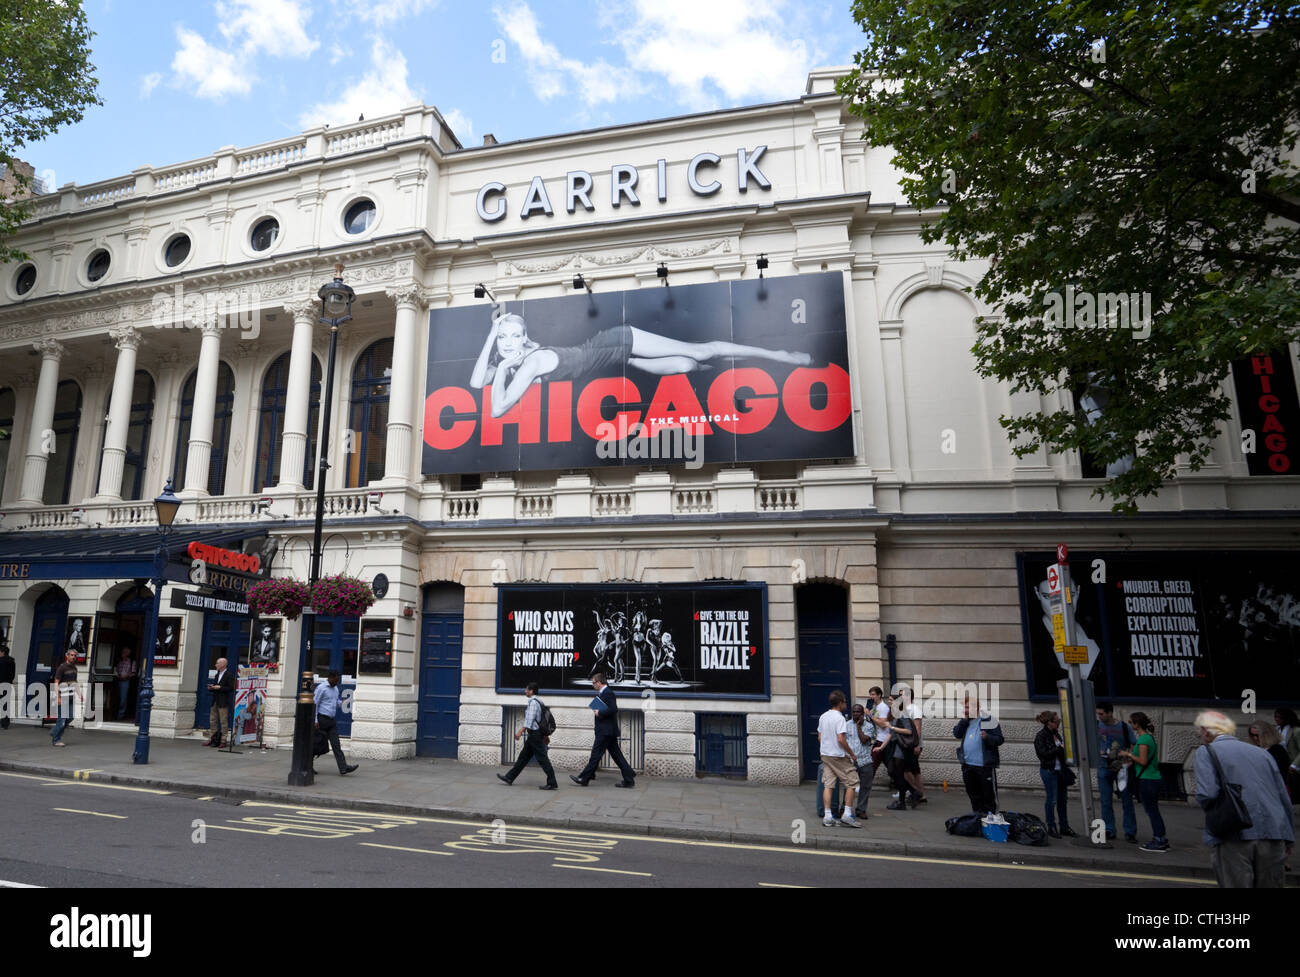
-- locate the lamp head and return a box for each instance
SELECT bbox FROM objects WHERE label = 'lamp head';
[318,263,354,321]
[154,479,182,528]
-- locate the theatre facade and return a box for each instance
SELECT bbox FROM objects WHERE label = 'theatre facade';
[1,68,1297,787]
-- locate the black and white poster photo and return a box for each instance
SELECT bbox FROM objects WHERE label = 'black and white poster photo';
[65,616,91,663]
[248,618,281,668]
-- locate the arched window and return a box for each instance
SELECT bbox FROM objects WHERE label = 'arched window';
[346,339,392,488]
[254,352,321,490]
[96,371,155,500]
[173,363,235,496]
[44,380,81,505]
[0,387,13,502]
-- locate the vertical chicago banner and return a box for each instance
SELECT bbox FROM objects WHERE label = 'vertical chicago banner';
[422,273,853,474]
[1232,350,1300,475]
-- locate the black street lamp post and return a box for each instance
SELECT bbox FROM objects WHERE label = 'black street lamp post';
[288,264,354,787]
[132,479,183,764]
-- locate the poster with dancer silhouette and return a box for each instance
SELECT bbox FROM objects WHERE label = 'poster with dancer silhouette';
[1018,550,1300,704]
[422,273,853,474]
[496,583,768,699]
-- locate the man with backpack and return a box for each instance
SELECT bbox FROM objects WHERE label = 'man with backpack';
[498,681,559,789]
[1096,702,1138,843]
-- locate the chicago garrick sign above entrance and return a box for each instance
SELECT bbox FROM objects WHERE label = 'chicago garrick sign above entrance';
[421,272,854,475]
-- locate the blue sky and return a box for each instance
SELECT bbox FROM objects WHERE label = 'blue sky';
[27,0,865,190]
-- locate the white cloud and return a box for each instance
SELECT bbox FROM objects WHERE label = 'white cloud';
[218,0,319,58]
[140,72,163,98]
[493,2,639,105]
[340,0,438,26]
[172,27,251,99]
[441,108,473,143]
[610,0,823,110]
[298,37,420,128]
[171,0,317,100]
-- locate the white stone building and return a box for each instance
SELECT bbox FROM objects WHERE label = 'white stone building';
[1,68,1296,789]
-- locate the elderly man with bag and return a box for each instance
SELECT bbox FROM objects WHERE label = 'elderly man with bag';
[1192,710,1294,888]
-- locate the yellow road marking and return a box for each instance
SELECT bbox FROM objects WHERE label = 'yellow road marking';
[759,882,812,888]
[359,842,454,857]
[241,800,1209,885]
[53,808,126,819]
[0,771,173,796]
[554,864,651,877]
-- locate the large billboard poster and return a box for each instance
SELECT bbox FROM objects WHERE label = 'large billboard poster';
[496,583,769,700]
[422,273,853,474]
[1019,550,1300,704]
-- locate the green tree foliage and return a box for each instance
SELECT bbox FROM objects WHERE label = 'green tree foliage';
[841,2,1300,510]
[0,0,101,263]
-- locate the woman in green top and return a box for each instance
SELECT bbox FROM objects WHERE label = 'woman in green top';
[1119,712,1169,852]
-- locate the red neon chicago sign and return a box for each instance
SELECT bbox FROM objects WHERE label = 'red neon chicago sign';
[187,541,261,574]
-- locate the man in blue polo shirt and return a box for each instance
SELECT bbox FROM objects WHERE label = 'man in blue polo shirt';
[1097,702,1138,842]
[314,670,357,776]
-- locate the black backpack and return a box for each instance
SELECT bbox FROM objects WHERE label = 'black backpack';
[536,698,557,737]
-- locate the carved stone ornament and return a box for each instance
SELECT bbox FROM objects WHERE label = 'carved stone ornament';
[385,281,426,309]
[109,323,142,351]
[33,337,66,361]
[284,297,317,321]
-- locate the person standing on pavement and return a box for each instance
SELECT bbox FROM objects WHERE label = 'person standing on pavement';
[1192,711,1294,888]
[883,695,919,811]
[1250,721,1294,797]
[894,685,927,804]
[869,686,890,770]
[204,657,236,747]
[51,649,82,747]
[953,696,1003,815]
[1276,708,1300,798]
[848,702,874,819]
[571,672,636,787]
[498,682,558,790]
[1096,702,1138,843]
[1033,711,1077,839]
[0,643,15,730]
[313,670,358,775]
[1119,711,1169,853]
[818,690,862,829]
[114,646,137,721]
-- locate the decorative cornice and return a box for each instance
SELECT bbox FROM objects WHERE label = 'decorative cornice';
[505,238,732,276]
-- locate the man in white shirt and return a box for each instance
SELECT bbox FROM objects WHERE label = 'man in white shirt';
[896,685,928,805]
[818,690,862,828]
[869,686,891,768]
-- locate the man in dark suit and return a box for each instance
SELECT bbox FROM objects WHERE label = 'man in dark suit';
[0,643,15,729]
[205,657,236,747]
[570,671,636,787]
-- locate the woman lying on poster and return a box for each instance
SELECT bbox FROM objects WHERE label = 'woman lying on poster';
[470,307,812,417]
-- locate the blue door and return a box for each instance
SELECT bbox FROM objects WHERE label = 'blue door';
[195,614,251,729]
[306,616,359,738]
[27,587,69,716]
[796,583,850,782]
[417,584,463,758]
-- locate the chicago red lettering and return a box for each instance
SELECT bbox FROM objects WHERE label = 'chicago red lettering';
[423,364,850,450]
[186,541,261,574]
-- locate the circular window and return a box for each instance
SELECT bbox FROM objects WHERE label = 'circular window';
[343,199,376,235]
[86,249,111,282]
[164,234,191,268]
[15,264,37,296]
[250,217,279,252]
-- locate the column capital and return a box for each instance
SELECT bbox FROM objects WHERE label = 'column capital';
[109,323,142,351]
[385,281,427,311]
[199,321,223,338]
[284,297,318,322]
[33,337,65,361]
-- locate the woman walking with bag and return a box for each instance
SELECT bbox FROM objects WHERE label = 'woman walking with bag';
[1120,712,1170,852]
[1034,711,1076,838]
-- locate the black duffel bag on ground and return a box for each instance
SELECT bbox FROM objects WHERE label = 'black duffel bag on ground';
[945,813,983,837]
[1003,810,1050,846]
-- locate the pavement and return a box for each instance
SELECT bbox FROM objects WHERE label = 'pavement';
[0,723,1286,884]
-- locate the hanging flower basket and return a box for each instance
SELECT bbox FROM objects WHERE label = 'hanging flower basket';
[312,575,376,618]
[246,578,311,621]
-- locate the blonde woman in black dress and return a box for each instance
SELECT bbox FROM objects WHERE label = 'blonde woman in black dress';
[470,309,812,417]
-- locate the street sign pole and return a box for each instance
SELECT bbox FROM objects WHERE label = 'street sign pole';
[1054,552,1098,845]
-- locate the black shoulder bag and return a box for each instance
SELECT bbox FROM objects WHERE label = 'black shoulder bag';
[1204,743,1253,838]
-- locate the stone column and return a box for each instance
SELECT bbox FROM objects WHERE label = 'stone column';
[381,282,424,484]
[276,298,318,491]
[18,338,65,504]
[182,322,222,495]
[95,324,141,500]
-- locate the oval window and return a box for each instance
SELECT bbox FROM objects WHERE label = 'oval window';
[86,249,111,282]
[164,234,191,268]
[343,199,376,235]
[250,217,279,252]
[15,264,37,295]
